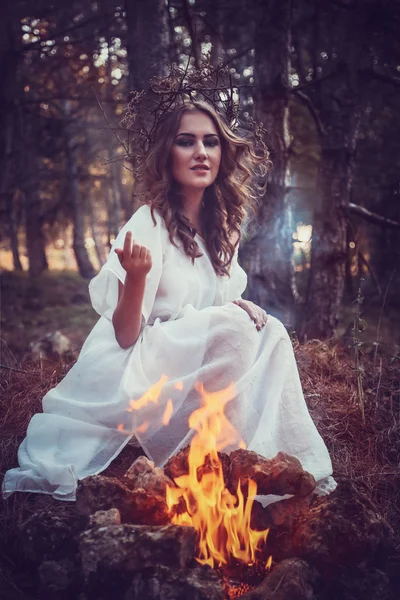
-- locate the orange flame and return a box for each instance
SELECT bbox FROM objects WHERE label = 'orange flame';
[162,399,174,426]
[127,374,169,412]
[166,381,270,568]
[118,375,179,436]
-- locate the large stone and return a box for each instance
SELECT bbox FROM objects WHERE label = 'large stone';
[229,450,316,498]
[164,445,231,485]
[76,475,169,525]
[291,481,395,572]
[89,508,121,528]
[19,508,80,565]
[80,524,198,598]
[318,562,393,600]
[76,475,135,519]
[38,558,78,592]
[253,495,314,562]
[126,564,225,600]
[239,558,318,600]
[124,456,175,498]
[128,486,170,525]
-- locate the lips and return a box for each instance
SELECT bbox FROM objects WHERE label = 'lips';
[191,165,210,171]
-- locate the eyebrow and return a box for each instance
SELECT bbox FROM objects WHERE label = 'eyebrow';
[176,132,219,138]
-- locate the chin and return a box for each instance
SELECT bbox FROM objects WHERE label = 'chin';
[184,180,212,190]
[190,177,215,188]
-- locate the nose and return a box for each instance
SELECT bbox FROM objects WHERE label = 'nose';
[194,141,207,160]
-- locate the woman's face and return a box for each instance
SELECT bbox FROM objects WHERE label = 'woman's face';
[170,110,222,192]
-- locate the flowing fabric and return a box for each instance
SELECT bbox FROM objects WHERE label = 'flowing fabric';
[3,205,336,502]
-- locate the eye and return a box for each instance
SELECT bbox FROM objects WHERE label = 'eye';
[205,138,220,147]
[175,138,193,147]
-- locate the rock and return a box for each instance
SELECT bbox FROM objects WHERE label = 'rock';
[76,476,134,520]
[229,450,316,498]
[80,524,197,574]
[19,509,80,565]
[240,558,318,600]
[80,524,198,598]
[126,563,225,600]
[124,456,175,497]
[291,481,395,572]
[254,495,314,562]
[38,558,78,592]
[30,331,72,361]
[124,455,155,480]
[89,508,121,528]
[164,445,231,484]
[76,475,170,525]
[129,487,170,525]
[319,562,393,600]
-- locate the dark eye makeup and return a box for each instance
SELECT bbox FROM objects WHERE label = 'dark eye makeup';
[175,137,220,148]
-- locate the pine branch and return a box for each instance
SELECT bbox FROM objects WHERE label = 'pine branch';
[348,203,400,228]
[364,68,400,88]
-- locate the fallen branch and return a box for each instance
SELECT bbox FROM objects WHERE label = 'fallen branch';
[348,203,400,228]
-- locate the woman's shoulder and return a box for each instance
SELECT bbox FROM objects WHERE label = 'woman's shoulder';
[126,203,164,229]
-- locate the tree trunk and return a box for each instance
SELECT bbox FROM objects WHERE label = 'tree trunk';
[0,2,23,270]
[125,0,168,92]
[1,101,22,271]
[19,107,48,277]
[241,0,295,324]
[87,188,107,268]
[109,149,122,238]
[300,145,357,339]
[6,190,22,271]
[299,5,364,339]
[0,2,19,185]
[24,187,48,277]
[63,101,95,279]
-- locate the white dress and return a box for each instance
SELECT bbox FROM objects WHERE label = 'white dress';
[3,205,336,502]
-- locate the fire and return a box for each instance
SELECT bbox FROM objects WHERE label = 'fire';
[119,375,272,570]
[118,375,176,435]
[165,381,270,568]
[127,374,169,412]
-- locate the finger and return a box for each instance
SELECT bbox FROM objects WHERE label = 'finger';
[131,243,141,258]
[254,310,264,328]
[139,245,148,258]
[123,231,132,256]
[259,313,268,328]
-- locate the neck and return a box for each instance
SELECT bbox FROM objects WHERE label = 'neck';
[179,187,205,228]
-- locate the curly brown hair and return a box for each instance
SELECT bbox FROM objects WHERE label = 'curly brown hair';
[136,101,269,277]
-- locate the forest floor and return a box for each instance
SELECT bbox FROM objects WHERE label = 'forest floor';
[0,270,399,598]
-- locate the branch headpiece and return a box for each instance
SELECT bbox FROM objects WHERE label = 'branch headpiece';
[120,59,269,177]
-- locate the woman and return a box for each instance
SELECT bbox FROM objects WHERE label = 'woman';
[3,101,335,502]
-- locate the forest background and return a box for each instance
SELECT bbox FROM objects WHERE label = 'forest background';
[0,0,400,360]
[1,2,400,597]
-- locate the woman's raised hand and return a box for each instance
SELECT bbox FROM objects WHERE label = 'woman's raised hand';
[114,231,152,278]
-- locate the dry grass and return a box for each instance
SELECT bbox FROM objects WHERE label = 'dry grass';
[0,341,399,598]
[296,339,400,533]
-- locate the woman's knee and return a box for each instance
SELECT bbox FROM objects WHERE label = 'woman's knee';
[266,315,291,341]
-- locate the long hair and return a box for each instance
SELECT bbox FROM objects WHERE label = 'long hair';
[136,101,269,277]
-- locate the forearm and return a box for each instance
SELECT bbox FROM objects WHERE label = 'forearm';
[112,274,146,349]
